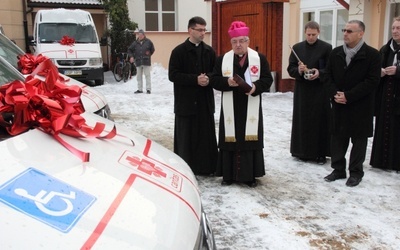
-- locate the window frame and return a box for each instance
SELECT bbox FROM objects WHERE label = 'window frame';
[144,0,176,31]
[300,6,348,47]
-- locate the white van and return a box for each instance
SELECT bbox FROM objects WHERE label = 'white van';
[31,8,104,85]
[0,29,111,120]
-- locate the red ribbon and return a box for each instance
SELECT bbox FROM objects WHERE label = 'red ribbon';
[0,56,116,162]
[18,53,48,74]
[60,35,75,46]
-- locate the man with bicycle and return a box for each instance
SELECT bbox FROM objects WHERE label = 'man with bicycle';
[128,29,155,94]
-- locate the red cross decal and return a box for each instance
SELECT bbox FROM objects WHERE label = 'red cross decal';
[251,65,259,74]
[126,155,167,178]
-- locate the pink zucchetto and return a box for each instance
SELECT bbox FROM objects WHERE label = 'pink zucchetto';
[228,21,250,38]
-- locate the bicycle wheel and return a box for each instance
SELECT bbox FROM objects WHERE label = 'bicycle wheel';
[123,63,130,82]
[113,63,123,82]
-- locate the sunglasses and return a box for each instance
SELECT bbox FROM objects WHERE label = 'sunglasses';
[341,29,361,34]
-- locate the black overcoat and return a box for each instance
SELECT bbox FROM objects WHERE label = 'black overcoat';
[168,38,216,116]
[324,43,381,138]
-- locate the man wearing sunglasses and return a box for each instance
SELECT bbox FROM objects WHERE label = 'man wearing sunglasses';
[324,20,381,187]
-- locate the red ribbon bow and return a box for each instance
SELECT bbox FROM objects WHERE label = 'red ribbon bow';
[0,55,116,162]
[18,53,48,74]
[60,35,75,46]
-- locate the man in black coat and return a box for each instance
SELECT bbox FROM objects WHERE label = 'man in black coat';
[168,16,218,175]
[324,20,381,187]
[287,21,332,165]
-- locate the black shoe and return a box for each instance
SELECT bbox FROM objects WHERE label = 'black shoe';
[247,180,258,187]
[147,90,151,94]
[134,90,143,94]
[221,180,233,186]
[243,179,257,187]
[346,176,362,187]
[324,171,346,182]
[316,157,327,165]
[298,157,308,162]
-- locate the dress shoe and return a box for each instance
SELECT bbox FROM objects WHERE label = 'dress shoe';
[147,90,151,94]
[245,179,257,187]
[346,176,362,187]
[298,157,308,162]
[316,157,327,165]
[134,90,143,94]
[221,180,233,186]
[324,171,346,182]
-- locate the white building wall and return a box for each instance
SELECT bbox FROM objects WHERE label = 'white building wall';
[125,0,211,68]
[127,0,211,32]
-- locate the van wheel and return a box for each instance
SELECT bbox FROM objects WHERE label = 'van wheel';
[95,77,104,86]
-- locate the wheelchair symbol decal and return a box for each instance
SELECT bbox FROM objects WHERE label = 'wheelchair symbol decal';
[14,188,76,216]
[0,168,96,233]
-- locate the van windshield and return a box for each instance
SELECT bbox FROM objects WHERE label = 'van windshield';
[38,23,98,44]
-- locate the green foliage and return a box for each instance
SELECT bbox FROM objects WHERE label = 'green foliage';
[101,0,138,64]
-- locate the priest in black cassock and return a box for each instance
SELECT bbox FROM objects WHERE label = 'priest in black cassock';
[168,16,218,175]
[287,21,332,165]
[210,21,273,187]
[370,16,400,171]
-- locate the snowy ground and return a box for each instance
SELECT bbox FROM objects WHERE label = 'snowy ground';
[95,66,400,250]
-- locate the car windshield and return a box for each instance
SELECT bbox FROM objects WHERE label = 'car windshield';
[0,58,24,85]
[39,23,98,43]
[0,33,25,69]
[0,58,25,140]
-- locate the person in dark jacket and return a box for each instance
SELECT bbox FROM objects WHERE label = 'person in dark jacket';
[128,29,155,94]
[168,16,218,175]
[209,21,273,187]
[324,20,381,187]
[287,21,332,165]
[370,16,400,171]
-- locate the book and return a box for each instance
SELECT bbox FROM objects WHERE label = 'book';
[233,72,253,93]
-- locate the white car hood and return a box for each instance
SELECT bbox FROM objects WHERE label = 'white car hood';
[59,74,108,113]
[0,113,201,249]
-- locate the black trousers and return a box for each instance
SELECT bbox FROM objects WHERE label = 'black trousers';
[330,135,367,178]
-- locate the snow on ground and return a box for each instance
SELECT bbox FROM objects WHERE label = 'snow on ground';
[95,65,400,250]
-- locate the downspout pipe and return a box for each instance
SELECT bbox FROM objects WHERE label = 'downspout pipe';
[22,0,33,53]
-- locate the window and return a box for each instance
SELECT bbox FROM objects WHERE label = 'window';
[301,7,348,47]
[145,0,175,31]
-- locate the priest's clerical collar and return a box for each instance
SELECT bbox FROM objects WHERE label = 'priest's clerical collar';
[188,38,200,46]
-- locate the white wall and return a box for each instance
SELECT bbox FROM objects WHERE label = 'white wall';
[127,0,211,32]
[125,0,212,67]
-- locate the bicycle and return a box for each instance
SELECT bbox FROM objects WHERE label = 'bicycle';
[113,52,131,82]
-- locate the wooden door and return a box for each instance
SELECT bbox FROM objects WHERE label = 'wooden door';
[215,0,287,91]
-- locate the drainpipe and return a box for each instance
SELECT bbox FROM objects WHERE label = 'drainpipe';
[22,0,32,53]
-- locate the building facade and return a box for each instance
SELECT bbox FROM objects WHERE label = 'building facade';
[1,0,400,91]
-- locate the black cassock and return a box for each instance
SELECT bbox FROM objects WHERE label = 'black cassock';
[287,39,332,160]
[370,39,400,171]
